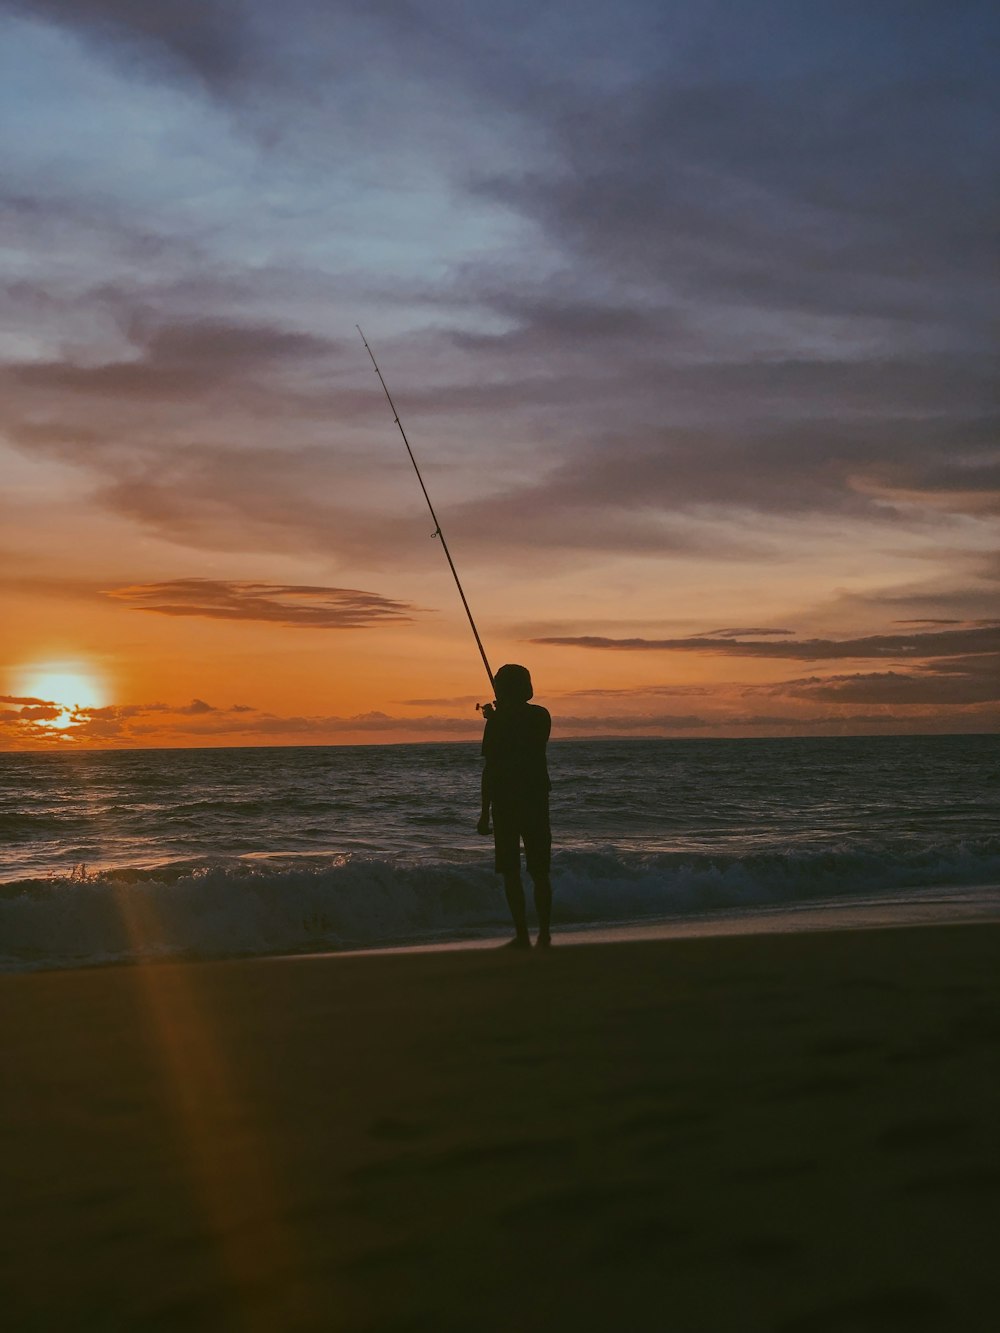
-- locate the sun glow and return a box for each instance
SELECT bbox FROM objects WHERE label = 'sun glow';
[14,663,108,728]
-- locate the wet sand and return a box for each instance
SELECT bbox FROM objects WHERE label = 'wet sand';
[3,923,998,1331]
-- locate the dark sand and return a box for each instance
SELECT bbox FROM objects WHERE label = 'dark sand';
[3,924,998,1332]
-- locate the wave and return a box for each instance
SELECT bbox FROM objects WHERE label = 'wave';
[0,811,86,841]
[2,839,999,972]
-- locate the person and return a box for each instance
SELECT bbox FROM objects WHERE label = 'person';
[477,663,552,949]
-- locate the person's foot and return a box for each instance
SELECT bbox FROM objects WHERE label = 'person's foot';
[502,934,531,950]
[535,932,552,949]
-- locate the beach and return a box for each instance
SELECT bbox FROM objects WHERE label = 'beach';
[3,921,998,1332]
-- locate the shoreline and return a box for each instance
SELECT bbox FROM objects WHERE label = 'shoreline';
[3,921,997,1330]
[4,880,998,976]
[326,881,1000,963]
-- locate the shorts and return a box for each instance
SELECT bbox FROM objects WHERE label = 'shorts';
[491,798,551,878]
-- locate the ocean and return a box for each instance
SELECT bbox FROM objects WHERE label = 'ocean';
[2,734,998,970]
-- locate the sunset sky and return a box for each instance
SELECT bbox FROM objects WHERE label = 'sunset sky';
[2,0,997,748]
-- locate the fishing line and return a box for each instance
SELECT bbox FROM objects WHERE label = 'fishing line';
[357,326,495,698]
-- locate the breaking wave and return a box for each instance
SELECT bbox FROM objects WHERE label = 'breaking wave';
[2,839,999,972]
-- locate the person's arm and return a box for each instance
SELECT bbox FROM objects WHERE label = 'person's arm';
[477,708,494,834]
[477,766,491,834]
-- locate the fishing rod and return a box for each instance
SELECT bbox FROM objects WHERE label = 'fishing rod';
[357,326,495,699]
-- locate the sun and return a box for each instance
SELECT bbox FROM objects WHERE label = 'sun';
[14,662,108,729]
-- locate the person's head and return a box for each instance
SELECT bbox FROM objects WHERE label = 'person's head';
[493,663,533,704]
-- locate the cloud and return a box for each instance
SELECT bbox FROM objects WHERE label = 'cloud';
[6,686,998,748]
[809,558,1000,629]
[77,703,165,720]
[553,713,710,732]
[0,305,441,563]
[0,695,253,743]
[3,11,998,568]
[7,0,255,90]
[396,696,483,707]
[549,705,1000,735]
[67,706,486,742]
[532,624,1000,661]
[2,0,997,606]
[777,654,1000,707]
[701,627,795,639]
[105,579,419,628]
[7,307,995,565]
[63,698,232,723]
[554,685,716,699]
[442,416,1000,551]
[442,9,1000,539]
[471,29,1000,328]
[16,704,62,721]
[7,315,340,404]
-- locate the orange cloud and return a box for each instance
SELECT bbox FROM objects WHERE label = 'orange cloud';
[104,579,419,629]
[533,624,1000,660]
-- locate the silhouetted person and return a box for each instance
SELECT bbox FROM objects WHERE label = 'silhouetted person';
[477,663,552,949]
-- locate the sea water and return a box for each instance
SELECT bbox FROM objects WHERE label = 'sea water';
[1,735,997,969]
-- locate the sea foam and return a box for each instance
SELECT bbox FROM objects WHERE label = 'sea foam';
[2,842,998,972]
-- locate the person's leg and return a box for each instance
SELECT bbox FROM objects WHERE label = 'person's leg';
[502,871,530,947]
[531,872,552,946]
[493,803,529,947]
[524,800,553,946]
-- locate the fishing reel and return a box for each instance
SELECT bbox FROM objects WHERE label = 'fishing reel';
[476,701,496,719]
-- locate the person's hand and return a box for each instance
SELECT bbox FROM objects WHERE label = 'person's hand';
[476,814,491,836]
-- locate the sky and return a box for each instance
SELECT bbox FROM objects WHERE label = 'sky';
[2,0,998,748]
